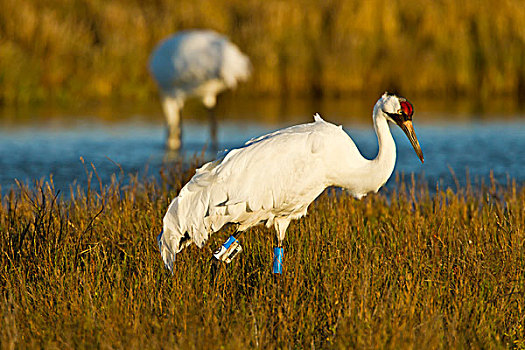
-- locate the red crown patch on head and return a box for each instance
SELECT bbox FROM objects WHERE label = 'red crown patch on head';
[400,101,413,117]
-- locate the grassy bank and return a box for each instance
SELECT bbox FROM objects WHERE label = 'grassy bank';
[1,0,525,105]
[0,164,524,348]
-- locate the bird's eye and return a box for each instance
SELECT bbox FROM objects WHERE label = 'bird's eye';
[397,109,403,114]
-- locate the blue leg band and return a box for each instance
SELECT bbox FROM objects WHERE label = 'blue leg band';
[273,247,283,274]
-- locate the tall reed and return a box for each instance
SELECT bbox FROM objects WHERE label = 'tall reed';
[0,163,523,348]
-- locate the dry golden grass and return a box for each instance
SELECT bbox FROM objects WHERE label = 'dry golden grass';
[0,163,524,348]
[1,0,525,105]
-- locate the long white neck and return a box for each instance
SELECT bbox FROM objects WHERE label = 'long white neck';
[336,105,397,195]
[368,107,397,188]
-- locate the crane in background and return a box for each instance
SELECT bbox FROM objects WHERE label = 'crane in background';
[149,29,251,151]
[158,92,424,273]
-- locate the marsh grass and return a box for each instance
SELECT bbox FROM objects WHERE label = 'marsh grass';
[1,0,525,105]
[0,162,524,348]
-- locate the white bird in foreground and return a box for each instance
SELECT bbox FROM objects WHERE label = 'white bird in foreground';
[158,92,424,271]
[149,29,251,150]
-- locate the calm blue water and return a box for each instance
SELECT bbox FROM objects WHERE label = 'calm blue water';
[0,114,524,194]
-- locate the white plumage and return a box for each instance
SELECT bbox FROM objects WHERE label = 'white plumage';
[158,93,424,271]
[149,29,251,150]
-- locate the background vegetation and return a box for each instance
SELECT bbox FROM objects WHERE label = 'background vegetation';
[1,164,523,348]
[1,0,525,105]
[1,1,524,347]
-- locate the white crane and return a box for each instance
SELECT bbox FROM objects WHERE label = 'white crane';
[149,29,251,150]
[158,92,424,272]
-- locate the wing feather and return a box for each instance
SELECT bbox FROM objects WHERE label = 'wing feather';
[159,114,364,269]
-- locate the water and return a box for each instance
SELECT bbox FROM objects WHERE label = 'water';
[0,101,524,195]
[0,119,271,192]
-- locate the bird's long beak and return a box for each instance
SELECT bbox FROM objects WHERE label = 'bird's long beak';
[400,121,424,163]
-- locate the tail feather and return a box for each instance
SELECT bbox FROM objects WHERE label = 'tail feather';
[157,156,276,271]
[221,42,251,88]
[158,161,231,270]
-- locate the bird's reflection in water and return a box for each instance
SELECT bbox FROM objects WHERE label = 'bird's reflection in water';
[162,149,182,164]
[162,142,220,169]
